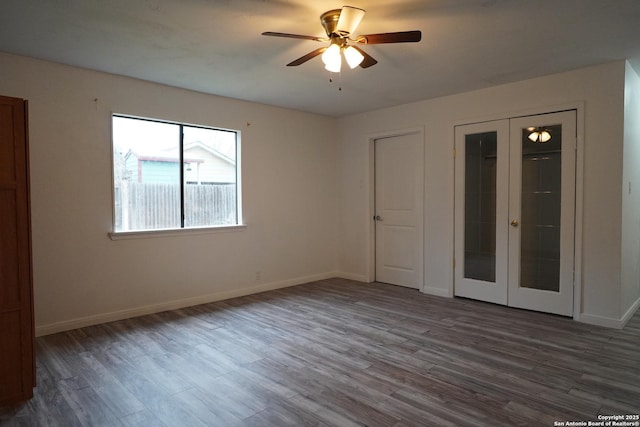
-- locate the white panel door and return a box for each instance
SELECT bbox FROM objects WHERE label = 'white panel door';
[454,120,510,304]
[375,132,424,289]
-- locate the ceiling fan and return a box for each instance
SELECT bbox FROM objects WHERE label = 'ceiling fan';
[262,5,421,72]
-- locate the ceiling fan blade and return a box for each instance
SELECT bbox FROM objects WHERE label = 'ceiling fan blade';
[262,32,327,42]
[351,45,378,68]
[286,47,327,66]
[336,6,366,36]
[358,30,422,44]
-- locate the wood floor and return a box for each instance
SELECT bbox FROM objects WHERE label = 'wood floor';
[2,278,639,426]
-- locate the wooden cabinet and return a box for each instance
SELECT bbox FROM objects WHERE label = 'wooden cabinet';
[0,95,34,404]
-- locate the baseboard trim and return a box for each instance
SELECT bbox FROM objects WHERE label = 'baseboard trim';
[577,296,640,330]
[40,273,633,336]
[620,296,640,328]
[577,312,623,329]
[421,285,451,298]
[35,271,337,336]
[334,271,369,282]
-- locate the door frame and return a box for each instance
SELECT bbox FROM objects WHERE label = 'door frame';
[451,103,585,319]
[367,127,425,290]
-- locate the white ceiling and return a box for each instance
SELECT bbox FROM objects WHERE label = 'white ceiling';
[2,0,640,117]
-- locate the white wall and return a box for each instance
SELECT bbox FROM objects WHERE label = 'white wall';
[1,51,635,333]
[0,52,340,335]
[338,61,631,326]
[621,62,640,320]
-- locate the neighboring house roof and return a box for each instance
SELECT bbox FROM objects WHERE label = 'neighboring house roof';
[183,141,235,165]
[129,154,204,164]
[123,141,234,165]
[122,140,236,184]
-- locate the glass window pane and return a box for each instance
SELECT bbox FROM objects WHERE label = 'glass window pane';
[112,116,181,231]
[464,132,497,282]
[182,126,237,228]
[520,124,562,292]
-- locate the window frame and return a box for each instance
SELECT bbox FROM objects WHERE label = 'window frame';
[109,113,244,238]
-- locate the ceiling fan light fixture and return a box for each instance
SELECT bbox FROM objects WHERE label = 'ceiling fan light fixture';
[263,7,422,71]
[527,127,552,143]
[527,131,540,142]
[322,43,342,72]
[324,59,341,73]
[336,6,366,36]
[539,130,551,143]
[343,45,364,68]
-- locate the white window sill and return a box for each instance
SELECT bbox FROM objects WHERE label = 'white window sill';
[108,224,247,240]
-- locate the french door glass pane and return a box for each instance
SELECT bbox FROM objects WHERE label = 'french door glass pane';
[464,132,497,282]
[520,124,562,292]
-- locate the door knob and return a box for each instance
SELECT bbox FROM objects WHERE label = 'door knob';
[374,215,383,221]
[510,220,519,227]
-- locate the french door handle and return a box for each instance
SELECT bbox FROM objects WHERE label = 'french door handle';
[510,220,519,227]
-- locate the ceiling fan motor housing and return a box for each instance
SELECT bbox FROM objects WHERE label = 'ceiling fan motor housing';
[320,9,342,37]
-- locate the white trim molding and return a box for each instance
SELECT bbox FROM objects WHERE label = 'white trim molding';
[577,296,640,329]
[36,271,337,336]
[422,285,451,298]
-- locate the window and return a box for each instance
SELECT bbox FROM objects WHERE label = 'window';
[112,115,240,233]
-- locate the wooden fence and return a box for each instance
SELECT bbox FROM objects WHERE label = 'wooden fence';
[115,182,236,231]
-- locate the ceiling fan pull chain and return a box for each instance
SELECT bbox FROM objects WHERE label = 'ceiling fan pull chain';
[328,72,343,91]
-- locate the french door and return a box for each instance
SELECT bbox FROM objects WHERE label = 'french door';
[454,111,576,316]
